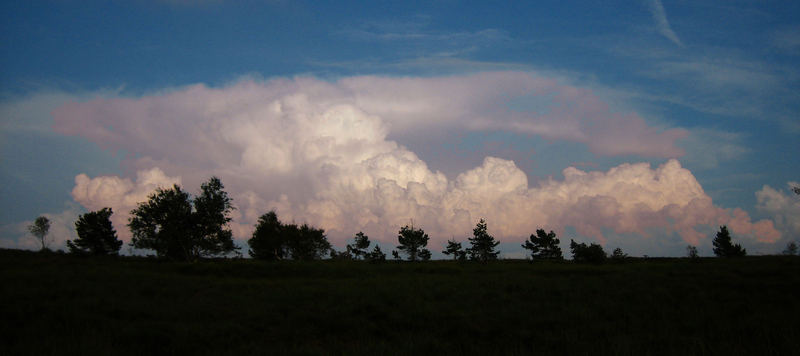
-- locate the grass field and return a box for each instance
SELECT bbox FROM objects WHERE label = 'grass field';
[1,248,799,355]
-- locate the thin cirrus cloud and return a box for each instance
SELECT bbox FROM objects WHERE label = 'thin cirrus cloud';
[52,72,779,250]
[646,0,683,47]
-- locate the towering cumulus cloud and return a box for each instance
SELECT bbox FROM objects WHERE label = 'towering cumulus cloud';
[53,72,778,251]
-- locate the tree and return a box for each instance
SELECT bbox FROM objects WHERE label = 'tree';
[247,211,332,261]
[391,250,401,260]
[570,240,606,264]
[712,225,746,257]
[610,247,627,261]
[366,245,386,262]
[686,245,699,259]
[128,177,239,261]
[442,238,466,261]
[783,241,798,256]
[466,219,500,262]
[27,216,51,251]
[521,229,563,261]
[192,177,237,258]
[396,225,430,261]
[347,232,371,260]
[248,211,286,260]
[67,208,122,255]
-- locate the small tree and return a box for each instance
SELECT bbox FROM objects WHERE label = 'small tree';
[521,229,563,261]
[347,232,371,260]
[28,216,51,251]
[686,245,699,259]
[466,219,500,262]
[570,240,606,264]
[396,225,430,261]
[391,250,401,260]
[67,208,122,255]
[442,238,466,261]
[610,247,627,261]
[783,242,798,256]
[366,245,386,262]
[712,225,746,257]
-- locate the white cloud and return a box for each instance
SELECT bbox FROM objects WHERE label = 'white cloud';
[47,74,780,252]
[646,0,683,46]
[756,182,800,240]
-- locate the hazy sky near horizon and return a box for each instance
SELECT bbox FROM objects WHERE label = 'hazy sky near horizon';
[1,0,798,257]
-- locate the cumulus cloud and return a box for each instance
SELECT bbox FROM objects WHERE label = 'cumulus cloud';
[49,73,779,253]
[646,0,683,46]
[756,182,800,240]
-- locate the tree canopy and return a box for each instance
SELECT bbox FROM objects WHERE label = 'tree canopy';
[570,240,606,264]
[128,177,238,260]
[67,208,122,255]
[466,219,500,262]
[521,229,563,261]
[247,211,331,260]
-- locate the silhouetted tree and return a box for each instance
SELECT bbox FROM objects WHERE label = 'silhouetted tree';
[396,225,430,261]
[783,241,798,256]
[686,245,699,259]
[570,240,606,263]
[248,211,286,260]
[712,225,746,257]
[366,245,386,262]
[392,250,401,260]
[28,216,51,251]
[793,186,800,195]
[129,177,239,261]
[610,247,627,261]
[247,212,331,261]
[192,177,237,258]
[466,219,500,262]
[67,208,122,255]
[521,229,563,261]
[442,238,466,261]
[347,232,371,260]
[286,223,331,260]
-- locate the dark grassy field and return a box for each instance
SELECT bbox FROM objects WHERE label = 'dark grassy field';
[1,249,799,355]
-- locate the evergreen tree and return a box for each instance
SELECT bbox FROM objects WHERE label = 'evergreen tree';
[27,216,51,251]
[347,232,371,260]
[396,225,430,261]
[67,207,122,255]
[712,225,746,257]
[442,238,466,261]
[521,229,563,261]
[466,219,500,262]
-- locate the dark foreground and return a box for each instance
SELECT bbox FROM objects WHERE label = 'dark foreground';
[1,249,799,355]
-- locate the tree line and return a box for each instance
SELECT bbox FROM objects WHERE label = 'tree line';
[26,176,799,261]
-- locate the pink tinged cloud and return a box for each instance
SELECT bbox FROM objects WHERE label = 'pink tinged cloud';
[53,73,775,249]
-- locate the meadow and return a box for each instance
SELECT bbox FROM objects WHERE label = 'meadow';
[1,248,798,355]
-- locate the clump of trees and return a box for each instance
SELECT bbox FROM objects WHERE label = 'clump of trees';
[570,240,606,264]
[27,216,51,251]
[128,177,238,261]
[712,225,746,257]
[67,208,123,255]
[248,211,331,261]
[521,229,562,261]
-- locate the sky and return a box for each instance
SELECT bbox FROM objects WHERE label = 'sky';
[1,0,798,258]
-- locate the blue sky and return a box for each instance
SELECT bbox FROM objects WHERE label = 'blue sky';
[1,0,798,257]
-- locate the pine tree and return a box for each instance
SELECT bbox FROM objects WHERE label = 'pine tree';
[521,229,563,260]
[366,245,386,262]
[466,219,500,262]
[442,238,466,261]
[396,225,430,261]
[347,232,371,260]
[67,207,123,255]
[712,225,746,257]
